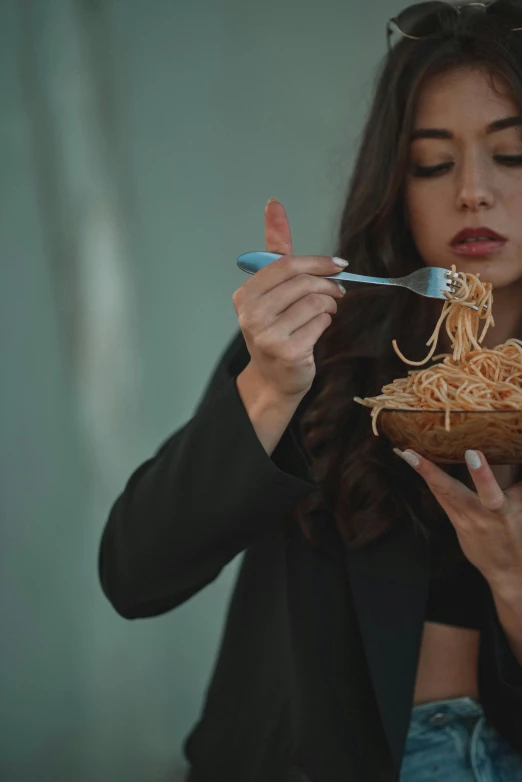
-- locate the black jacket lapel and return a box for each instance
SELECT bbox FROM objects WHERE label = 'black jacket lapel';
[345,518,431,768]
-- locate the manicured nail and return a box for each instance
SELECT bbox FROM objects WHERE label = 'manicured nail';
[393,447,420,468]
[465,449,481,470]
[332,257,349,267]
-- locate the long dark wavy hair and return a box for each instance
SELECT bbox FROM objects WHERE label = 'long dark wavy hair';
[289,4,522,575]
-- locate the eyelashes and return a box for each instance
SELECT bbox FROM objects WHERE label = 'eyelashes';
[410,162,451,177]
[411,155,522,177]
[495,155,522,166]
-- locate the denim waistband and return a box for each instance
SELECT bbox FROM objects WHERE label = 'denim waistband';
[409,696,484,731]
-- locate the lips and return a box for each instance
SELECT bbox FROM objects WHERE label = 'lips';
[450,226,507,245]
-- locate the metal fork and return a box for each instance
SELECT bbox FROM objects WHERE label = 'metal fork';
[236,251,485,312]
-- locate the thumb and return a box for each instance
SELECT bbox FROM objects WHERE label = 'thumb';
[264,197,293,257]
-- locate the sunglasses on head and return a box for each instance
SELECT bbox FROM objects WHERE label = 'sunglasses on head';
[387,0,522,51]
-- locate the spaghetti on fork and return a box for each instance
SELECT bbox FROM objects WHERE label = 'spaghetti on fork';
[354,265,522,434]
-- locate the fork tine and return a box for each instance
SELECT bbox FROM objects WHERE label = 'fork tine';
[437,269,489,313]
[405,266,487,313]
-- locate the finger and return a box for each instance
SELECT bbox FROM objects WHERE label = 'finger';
[464,450,507,512]
[265,198,293,256]
[393,447,475,513]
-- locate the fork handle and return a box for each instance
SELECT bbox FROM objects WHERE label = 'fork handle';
[236,251,393,286]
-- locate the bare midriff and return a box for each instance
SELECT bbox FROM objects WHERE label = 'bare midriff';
[413,621,480,705]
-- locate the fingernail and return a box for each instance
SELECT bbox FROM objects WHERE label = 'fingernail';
[332,257,349,267]
[266,197,279,206]
[393,447,420,468]
[465,449,481,470]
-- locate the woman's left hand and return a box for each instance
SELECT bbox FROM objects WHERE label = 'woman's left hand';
[395,447,522,591]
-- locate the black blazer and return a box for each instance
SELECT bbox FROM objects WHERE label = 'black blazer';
[98,329,522,782]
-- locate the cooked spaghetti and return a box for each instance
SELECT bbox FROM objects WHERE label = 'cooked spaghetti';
[354,266,522,435]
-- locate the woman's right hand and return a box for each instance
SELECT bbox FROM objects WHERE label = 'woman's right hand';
[232,198,347,401]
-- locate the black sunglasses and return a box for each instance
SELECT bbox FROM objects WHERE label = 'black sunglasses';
[387,0,522,51]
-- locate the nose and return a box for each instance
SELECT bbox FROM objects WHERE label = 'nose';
[455,156,494,211]
[456,188,493,211]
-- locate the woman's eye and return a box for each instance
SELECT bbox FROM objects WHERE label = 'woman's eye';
[495,155,522,166]
[411,155,522,177]
[410,162,452,177]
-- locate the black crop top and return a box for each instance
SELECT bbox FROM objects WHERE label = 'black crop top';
[425,555,486,630]
[425,466,522,630]
[425,513,486,631]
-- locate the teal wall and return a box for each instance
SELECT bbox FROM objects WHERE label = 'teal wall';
[0,0,393,779]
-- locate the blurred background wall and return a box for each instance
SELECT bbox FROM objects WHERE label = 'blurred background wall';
[0,0,391,779]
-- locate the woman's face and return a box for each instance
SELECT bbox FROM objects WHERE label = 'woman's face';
[404,67,522,289]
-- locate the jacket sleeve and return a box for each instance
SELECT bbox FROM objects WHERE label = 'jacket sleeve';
[98,328,318,619]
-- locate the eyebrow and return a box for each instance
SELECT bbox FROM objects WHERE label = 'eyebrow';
[410,114,522,141]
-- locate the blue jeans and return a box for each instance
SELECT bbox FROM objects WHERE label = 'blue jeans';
[399,696,522,781]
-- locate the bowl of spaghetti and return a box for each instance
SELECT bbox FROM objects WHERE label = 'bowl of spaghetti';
[354,267,522,464]
[377,409,522,464]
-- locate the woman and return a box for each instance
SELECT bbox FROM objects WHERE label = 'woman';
[98,3,522,780]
